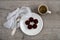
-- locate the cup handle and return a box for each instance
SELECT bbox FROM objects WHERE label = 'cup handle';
[47,10,51,14]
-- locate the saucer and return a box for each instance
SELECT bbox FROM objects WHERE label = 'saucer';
[20,13,43,36]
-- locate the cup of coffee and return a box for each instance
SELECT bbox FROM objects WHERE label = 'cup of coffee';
[38,4,51,15]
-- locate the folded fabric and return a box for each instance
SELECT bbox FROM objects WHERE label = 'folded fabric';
[7,8,20,20]
[4,7,31,29]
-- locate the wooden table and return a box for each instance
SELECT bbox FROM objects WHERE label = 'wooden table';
[0,1,60,40]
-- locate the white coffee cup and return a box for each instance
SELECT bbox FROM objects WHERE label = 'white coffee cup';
[38,4,51,15]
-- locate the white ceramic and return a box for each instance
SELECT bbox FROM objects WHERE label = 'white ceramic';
[38,4,51,15]
[20,13,43,36]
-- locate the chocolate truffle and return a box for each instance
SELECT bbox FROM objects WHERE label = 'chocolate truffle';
[34,19,38,24]
[28,25,32,29]
[33,24,37,29]
[25,20,30,25]
[29,17,33,22]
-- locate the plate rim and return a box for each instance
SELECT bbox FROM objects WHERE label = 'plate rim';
[19,13,43,36]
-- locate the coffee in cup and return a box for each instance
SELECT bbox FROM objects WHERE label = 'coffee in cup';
[38,4,51,15]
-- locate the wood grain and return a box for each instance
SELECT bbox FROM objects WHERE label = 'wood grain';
[0,1,60,40]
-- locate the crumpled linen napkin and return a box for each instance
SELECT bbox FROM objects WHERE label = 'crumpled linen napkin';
[4,7,31,29]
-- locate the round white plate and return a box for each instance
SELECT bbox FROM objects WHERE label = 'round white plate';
[20,13,43,36]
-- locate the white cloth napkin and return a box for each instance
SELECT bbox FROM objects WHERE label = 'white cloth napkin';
[4,7,31,29]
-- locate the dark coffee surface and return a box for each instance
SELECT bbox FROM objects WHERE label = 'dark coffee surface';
[39,5,47,13]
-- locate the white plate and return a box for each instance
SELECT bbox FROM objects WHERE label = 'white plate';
[20,13,43,36]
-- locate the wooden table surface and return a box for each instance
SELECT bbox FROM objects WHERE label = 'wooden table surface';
[0,1,60,40]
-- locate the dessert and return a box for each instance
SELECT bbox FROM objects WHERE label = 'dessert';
[34,19,38,24]
[29,17,33,22]
[33,24,37,29]
[25,20,30,25]
[25,17,38,29]
[28,25,32,29]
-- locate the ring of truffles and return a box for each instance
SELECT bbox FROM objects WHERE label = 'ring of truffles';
[25,17,38,29]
